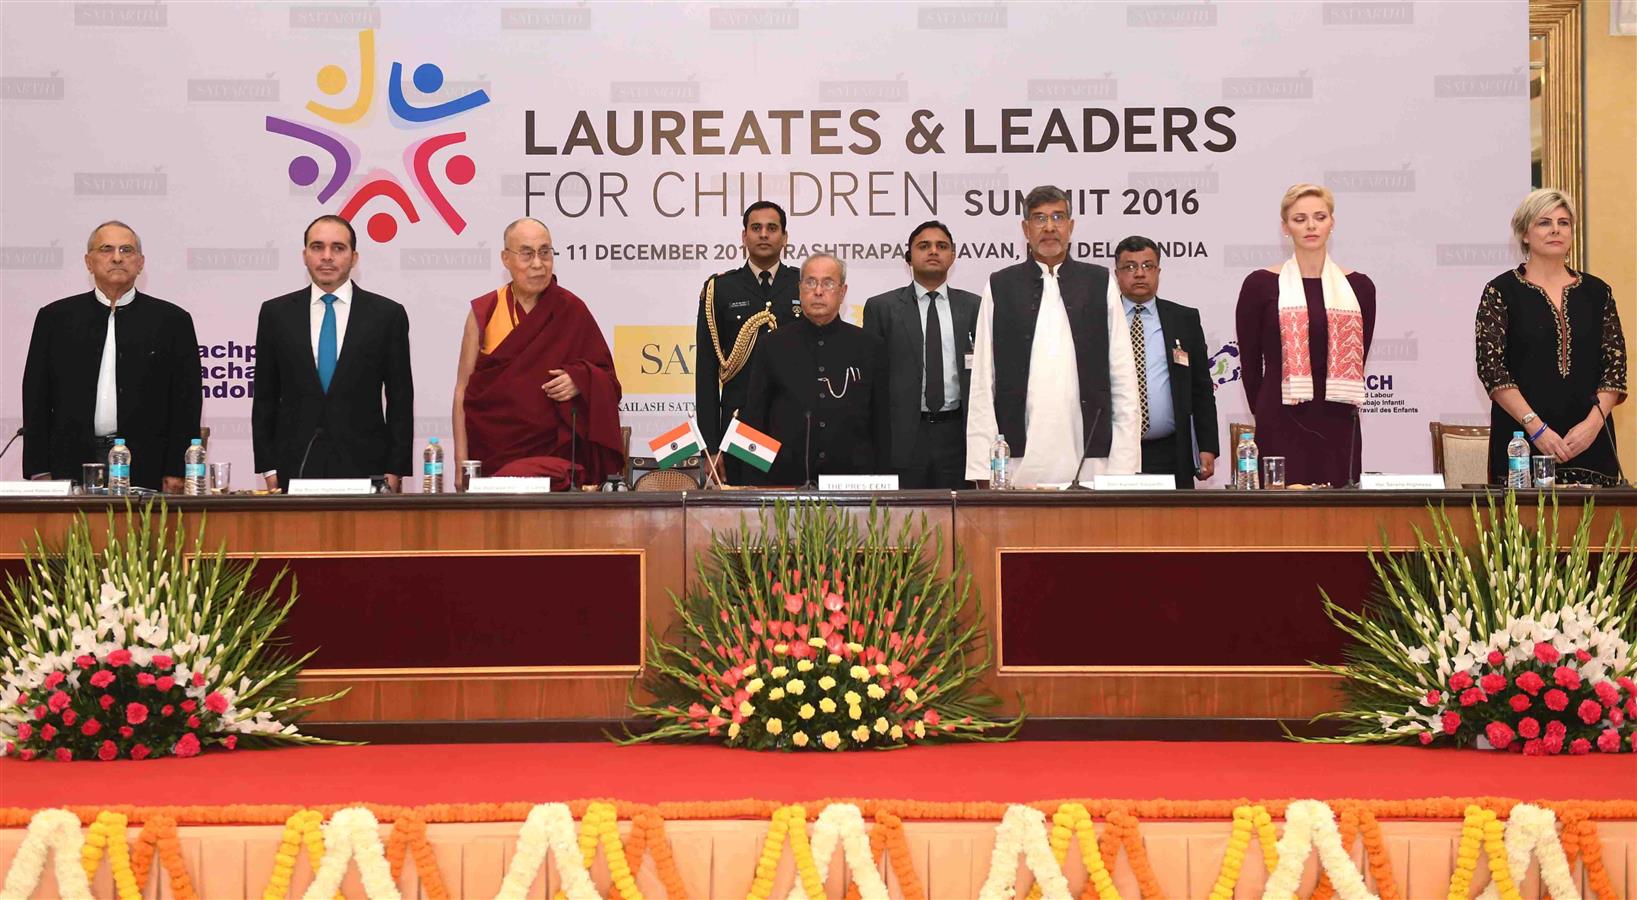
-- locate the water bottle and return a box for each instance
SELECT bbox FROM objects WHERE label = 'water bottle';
[989,434,1011,489]
[107,439,132,495]
[1234,430,1261,490]
[1506,431,1531,489]
[183,438,207,496]
[422,437,445,493]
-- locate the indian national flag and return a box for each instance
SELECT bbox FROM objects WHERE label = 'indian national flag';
[720,416,780,473]
[648,418,705,469]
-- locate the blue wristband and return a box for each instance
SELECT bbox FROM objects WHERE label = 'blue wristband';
[1529,423,1548,442]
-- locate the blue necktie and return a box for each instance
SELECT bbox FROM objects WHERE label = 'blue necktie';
[317,293,338,393]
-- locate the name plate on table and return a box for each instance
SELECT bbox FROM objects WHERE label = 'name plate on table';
[287,478,374,496]
[818,475,900,491]
[1091,474,1176,491]
[467,476,553,494]
[1359,474,1447,491]
[0,480,73,497]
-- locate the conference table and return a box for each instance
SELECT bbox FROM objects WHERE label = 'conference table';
[2,489,1629,737]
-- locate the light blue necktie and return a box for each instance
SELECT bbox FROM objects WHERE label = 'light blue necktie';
[316,293,338,393]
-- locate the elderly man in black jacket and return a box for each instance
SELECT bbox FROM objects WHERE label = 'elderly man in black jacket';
[741,254,891,486]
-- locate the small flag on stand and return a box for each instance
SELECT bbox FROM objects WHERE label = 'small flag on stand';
[720,416,780,473]
[648,418,706,469]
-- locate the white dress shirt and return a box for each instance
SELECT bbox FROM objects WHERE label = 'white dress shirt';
[914,281,961,413]
[309,280,354,362]
[965,261,1141,485]
[93,286,136,436]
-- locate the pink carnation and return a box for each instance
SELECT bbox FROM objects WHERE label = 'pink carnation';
[1594,681,1620,707]
[40,724,56,742]
[98,695,114,711]
[1458,688,1486,707]
[1424,689,1442,706]
[1417,732,1434,745]
[1517,717,1540,739]
[46,691,70,713]
[1545,719,1567,738]
[32,705,46,720]
[180,700,196,713]
[89,670,115,689]
[43,672,65,690]
[223,735,238,751]
[118,726,133,738]
[1440,711,1460,734]
[96,740,118,761]
[125,703,149,725]
[54,747,72,762]
[1508,694,1532,713]
[1574,649,1591,663]
[135,673,156,687]
[1448,671,1473,691]
[186,715,200,729]
[1597,728,1622,753]
[61,710,77,726]
[1611,708,1626,726]
[1522,739,1545,757]
[151,654,173,669]
[191,672,206,687]
[1479,673,1506,694]
[16,723,31,742]
[1533,642,1560,665]
[75,655,96,669]
[1515,671,1545,695]
[1553,666,1582,691]
[107,649,132,667]
[1578,699,1605,725]
[130,745,151,761]
[1484,721,1515,750]
[1544,689,1569,711]
[1486,650,1505,666]
[155,676,175,692]
[1542,733,1564,755]
[80,719,100,737]
[173,733,201,758]
[204,692,229,714]
[1570,738,1592,755]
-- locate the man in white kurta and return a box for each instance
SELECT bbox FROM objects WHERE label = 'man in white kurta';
[965,190,1141,486]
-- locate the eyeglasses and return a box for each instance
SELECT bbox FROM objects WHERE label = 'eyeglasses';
[801,277,841,293]
[92,244,140,257]
[506,246,554,263]
[1116,262,1159,274]
[1025,212,1069,225]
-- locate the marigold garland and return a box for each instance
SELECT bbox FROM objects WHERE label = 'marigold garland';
[384,816,449,900]
[0,808,93,900]
[130,816,196,900]
[1448,805,1492,900]
[1026,803,1117,900]
[261,809,335,900]
[1478,807,1521,900]
[1206,805,1266,900]
[1572,816,1617,900]
[80,811,139,900]
[748,805,826,900]
[1096,809,1164,900]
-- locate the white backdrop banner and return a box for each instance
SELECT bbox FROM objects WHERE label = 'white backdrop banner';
[0,1,1528,486]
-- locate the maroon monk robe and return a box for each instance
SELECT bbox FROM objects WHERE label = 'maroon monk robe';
[463,277,623,488]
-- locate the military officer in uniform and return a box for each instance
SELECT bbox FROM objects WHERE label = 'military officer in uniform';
[742,254,891,486]
[695,201,802,483]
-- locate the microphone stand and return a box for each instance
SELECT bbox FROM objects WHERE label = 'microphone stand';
[296,426,325,484]
[0,427,21,463]
[800,410,814,489]
[1064,408,1105,491]
[1593,397,1629,488]
[569,406,579,491]
[1344,404,1361,488]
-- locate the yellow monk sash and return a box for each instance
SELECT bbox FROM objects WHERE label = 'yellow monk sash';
[480,284,523,356]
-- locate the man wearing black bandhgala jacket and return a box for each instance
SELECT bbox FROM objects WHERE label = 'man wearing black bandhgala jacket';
[252,215,413,492]
[22,220,201,492]
[742,254,891,486]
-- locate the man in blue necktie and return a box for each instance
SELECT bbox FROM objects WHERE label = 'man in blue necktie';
[251,215,414,491]
[1113,235,1219,488]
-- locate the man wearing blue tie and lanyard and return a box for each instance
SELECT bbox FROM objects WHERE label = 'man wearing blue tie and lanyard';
[1113,235,1219,488]
[252,215,414,492]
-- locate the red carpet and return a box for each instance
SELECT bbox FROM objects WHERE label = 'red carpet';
[4,741,1632,811]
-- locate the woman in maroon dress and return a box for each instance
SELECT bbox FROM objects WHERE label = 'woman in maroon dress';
[1235,184,1376,487]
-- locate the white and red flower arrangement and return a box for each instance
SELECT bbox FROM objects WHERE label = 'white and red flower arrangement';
[1,505,346,761]
[625,500,1021,750]
[1305,493,1634,753]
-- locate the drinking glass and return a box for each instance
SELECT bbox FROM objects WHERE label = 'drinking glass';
[208,461,232,494]
[80,463,107,495]
[1261,456,1287,490]
[1531,455,1556,488]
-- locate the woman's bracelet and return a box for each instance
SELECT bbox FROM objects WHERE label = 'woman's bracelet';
[1529,422,1549,442]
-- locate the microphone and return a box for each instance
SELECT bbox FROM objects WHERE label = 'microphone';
[1344,404,1361,489]
[296,426,325,482]
[569,406,579,491]
[801,410,814,489]
[0,427,21,463]
[1065,407,1106,491]
[1592,397,1628,488]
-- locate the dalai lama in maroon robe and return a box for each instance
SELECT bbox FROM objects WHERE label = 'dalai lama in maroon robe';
[453,218,623,489]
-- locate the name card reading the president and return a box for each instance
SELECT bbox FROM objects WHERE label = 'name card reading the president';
[0,480,73,497]
[287,478,374,496]
[1359,474,1447,491]
[467,477,554,494]
[817,475,900,491]
[1091,474,1176,491]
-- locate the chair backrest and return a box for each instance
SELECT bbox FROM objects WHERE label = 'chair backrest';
[199,425,211,452]
[1430,422,1490,488]
[632,468,701,491]
[619,426,632,482]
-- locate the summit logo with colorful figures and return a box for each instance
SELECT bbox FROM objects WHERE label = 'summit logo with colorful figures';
[265,30,490,243]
